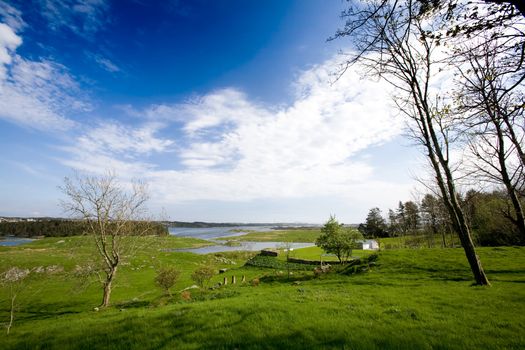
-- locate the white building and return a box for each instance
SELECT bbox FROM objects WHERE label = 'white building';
[359,239,379,250]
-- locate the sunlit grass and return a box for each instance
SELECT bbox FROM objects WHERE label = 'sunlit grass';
[1,237,524,349]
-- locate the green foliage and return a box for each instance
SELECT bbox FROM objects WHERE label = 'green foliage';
[315,216,363,262]
[191,265,215,287]
[155,267,181,296]
[464,190,522,246]
[361,208,388,238]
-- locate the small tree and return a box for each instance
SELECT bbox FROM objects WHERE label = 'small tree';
[155,267,181,297]
[191,265,215,288]
[1,267,30,335]
[315,216,363,263]
[61,172,153,308]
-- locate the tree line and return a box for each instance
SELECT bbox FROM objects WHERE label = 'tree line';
[360,189,524,247]
[0,219,168,238]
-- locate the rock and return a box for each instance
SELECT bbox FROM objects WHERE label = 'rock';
[181,285,199,291]
[93,307,99,312]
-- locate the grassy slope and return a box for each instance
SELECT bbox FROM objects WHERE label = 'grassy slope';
[0,237,524,349]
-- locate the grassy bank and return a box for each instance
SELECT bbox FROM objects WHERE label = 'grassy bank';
[1,237,524,349]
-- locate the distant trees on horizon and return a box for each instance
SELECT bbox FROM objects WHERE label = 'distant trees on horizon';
[359,189,524,247]
[0,219,168,238]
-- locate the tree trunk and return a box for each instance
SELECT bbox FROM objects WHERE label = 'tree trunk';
[441,230,447,248]
[101,267,117,307]
[493,121,525,242]
[428,128,491,285]
[409,67,490,285]
[7,293,16,335]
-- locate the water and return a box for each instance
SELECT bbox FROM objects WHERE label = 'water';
[0,237,34,246]
[168,226,273,241]
[172,242,314,254]
[168,226,314,254]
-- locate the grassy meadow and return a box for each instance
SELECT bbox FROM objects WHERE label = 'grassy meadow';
[0,235,524,349]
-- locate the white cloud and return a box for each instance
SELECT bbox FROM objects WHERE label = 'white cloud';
[0,22,88,131]
[60,121,174,175]
[76,122,173,155]
[0,23,21,77]
[63,53,405,205]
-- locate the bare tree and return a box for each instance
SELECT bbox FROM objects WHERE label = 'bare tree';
[454,37,525,241]
[334,0,491,284]
[1,267,30,335]
[61,172,152,307]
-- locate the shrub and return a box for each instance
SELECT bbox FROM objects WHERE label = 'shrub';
[316,216,363,263]
[180,290,191,301]
[191,266,215,287]
[155,267,181,296]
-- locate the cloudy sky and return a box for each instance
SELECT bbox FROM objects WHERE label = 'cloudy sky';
[0,0,423,223]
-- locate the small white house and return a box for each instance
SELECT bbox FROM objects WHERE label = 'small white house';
[359,239,379,250]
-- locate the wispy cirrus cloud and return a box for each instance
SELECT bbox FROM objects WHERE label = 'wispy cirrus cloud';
[0,1,26,31]
[92,55,120,72]
[0,21,89,131]
[85,51,121,73]
[37,0,110,37]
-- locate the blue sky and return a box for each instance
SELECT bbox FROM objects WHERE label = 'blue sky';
[0,0,422,223]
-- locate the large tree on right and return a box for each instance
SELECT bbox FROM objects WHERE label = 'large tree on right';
[331,0,523,285]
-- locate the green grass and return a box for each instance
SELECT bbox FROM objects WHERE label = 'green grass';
[221,229,321,243]
[1,236,524,349]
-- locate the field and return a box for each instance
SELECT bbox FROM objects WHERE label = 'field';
[1,236,524,349]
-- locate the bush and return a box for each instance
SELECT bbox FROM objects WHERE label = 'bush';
[316,216,363,263]
[155,267,181,296]
[180,290,191,301]
[191,266,215,287]
[244,255,313,271]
